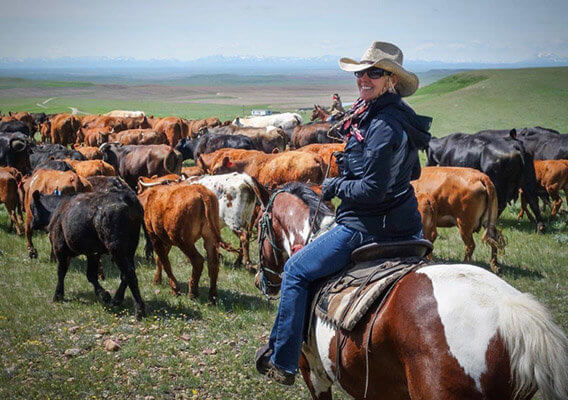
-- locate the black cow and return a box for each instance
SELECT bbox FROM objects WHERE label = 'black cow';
[34,159,74,173]
[30,112,48,127]
[476,127,567,160]
[29,144,85,171]
[427,131,545,231]
[0,132,32,174]
[175,133,255,160]
[29,188,146,319]
[0,120,32,137]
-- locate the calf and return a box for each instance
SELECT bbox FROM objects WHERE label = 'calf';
[0,168,24,235]
[29,189,146,318]
[412,166,505,273]
[137,183,224,302]
[24,169,92,258]
[518,159,568,221]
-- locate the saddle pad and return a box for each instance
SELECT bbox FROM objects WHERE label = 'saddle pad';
[313,257,429,331]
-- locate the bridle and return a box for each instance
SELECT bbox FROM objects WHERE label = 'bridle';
[257,189,287,299]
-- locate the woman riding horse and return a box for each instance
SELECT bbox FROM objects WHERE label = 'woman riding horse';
[255,41,432,385]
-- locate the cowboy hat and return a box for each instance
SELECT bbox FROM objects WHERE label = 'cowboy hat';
[339,41,419,97]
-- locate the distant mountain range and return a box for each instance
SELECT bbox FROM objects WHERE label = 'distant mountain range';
[1,54,567,73]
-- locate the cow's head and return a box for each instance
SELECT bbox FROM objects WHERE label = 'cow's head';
[99,142,123,169]
[174,137,196,160]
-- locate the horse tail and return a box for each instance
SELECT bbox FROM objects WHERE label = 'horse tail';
[498,293,568,399]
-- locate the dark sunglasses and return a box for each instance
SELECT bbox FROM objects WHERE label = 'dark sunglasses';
[354,68,391,79]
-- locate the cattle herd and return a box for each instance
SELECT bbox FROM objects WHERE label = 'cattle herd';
[0,108,567,317]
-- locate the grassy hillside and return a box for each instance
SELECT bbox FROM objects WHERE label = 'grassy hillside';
[407,67,568,137]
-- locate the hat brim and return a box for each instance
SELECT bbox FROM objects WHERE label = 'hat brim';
[338,57,419,97]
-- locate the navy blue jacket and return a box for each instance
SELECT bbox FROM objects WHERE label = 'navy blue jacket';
[333,93,431,240]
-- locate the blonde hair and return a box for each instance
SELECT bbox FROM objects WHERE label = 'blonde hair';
[387,75,398,94]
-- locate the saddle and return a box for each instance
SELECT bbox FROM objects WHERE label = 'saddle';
[309,239,432,332]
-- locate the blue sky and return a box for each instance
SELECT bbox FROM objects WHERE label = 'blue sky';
[1,0,567,62]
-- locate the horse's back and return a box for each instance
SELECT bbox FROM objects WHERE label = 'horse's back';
[308,264,568,400]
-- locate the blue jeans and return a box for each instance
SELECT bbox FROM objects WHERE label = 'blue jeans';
[268,224,373,373]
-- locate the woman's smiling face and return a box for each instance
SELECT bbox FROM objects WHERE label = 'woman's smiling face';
[356,70,399,101]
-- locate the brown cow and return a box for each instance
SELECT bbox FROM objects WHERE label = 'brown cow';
[0,168,24,235]
[296,143,345,177]
[120,116,151,130]
[5,112,36,134]
[73,145,103,160]
[64,159,116,178]
[204,148,325,189]
[110,129,168,145]
[23,169,92,258]
[99,143,182,188]
[291,122,334,148]
[181,166,205,177]
[147,117,183,147]
[186,117,222,138]
[137,183,224,302]
[76,126,113,146]
[412,166,505,273]
[519,159,568,221]
[81,115,127,132]
[42,114,81,146]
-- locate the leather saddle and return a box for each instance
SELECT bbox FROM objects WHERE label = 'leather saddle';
[309,239,433,332]
[350,238,433,263]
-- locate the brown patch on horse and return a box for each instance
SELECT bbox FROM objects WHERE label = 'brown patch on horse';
[323,271,485,399]
[480,333,520,400]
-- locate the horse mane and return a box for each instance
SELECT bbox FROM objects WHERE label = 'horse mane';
[280,182,334,232]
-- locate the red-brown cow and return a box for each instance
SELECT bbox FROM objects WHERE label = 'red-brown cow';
[412,166,506,273]
[147,117,183,147]
[64,159,116,178]
[41,114,81,146]
[0,167,24,235]
[519,159,568,221]
[201,148,325,189]
[73,145,103,160]
[296,143,345,177]
[109,129,168,145]
[137,183,224,302]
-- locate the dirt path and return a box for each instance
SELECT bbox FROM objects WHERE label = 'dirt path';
[35,97,56,109]
[69,107,87,115]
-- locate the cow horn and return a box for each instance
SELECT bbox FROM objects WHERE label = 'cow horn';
[138,180,162,188]
[9,138,27,152]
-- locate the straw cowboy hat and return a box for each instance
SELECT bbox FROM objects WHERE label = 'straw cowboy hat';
[339,41,419,97]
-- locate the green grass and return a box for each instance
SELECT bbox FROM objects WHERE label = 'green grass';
[407,67,568,137]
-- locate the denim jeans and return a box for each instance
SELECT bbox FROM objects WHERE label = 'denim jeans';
[268,223,374,373]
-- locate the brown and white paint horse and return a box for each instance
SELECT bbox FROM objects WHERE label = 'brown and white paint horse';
[256,183,568,400]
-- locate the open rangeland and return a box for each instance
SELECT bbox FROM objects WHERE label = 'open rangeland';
[0,67,567,399]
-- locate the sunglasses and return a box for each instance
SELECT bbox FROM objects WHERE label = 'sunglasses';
[354,68,391,79]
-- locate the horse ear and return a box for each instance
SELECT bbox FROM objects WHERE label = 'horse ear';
[271,148,280,154]
[509,129,517,139]
[222,156,233,168]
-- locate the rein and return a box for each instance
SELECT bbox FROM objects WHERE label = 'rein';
[257,152,335,299]
[257,189,287,299]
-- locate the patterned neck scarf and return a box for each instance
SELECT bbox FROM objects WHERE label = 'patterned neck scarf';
[341,97,371,142]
